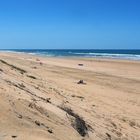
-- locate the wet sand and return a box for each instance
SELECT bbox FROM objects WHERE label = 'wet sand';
[0,52,140,140]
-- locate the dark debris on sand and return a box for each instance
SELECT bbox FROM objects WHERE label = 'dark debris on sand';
[59,107,93,137]
[77,80,86,85]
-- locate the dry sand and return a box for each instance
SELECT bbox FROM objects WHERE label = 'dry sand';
[0,52,140,140]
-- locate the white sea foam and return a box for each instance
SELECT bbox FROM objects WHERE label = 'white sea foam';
[69,52,140,60]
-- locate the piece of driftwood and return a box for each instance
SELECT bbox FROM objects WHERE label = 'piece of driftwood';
[77,80,86,85]
[78,64,84,66]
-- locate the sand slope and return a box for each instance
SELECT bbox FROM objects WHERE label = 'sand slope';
[0,52,140,140]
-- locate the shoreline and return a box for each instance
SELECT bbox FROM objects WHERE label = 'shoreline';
[0,50,140,61]
[1,51,140,63]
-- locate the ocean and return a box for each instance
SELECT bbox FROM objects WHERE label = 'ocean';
[1,49,140,60]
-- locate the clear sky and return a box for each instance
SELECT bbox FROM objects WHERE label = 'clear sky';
[0,0,140,49]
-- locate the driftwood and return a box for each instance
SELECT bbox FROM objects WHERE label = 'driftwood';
[77,80,86,85]
[78,64,84,66]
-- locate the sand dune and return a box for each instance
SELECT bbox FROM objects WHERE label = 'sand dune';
[0,52,140,140]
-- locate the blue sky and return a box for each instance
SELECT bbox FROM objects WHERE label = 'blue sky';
[0,0,140,49]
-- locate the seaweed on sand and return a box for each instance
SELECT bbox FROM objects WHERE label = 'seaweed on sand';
[59,107,93,137]
[0,59,26,74]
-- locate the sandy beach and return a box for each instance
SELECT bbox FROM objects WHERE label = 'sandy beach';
[0,52,140,140]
